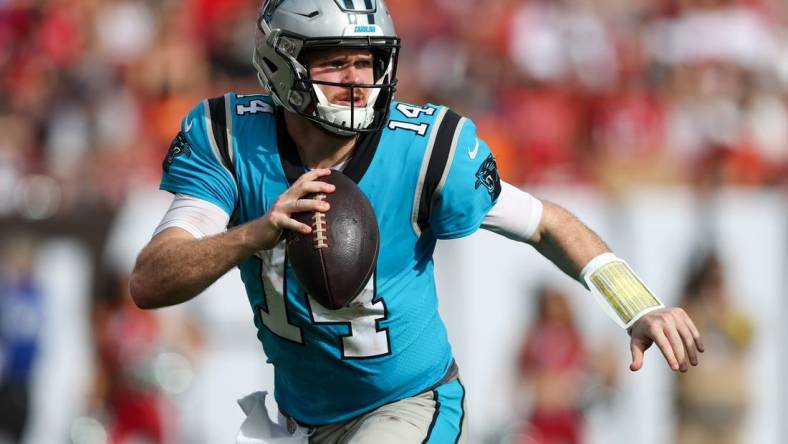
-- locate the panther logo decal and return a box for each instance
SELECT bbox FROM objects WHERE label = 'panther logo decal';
[474,153,502,200]
[163,131,192,173]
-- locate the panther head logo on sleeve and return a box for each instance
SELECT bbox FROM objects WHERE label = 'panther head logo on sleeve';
[163,132,193,173]
[474,153,502,200]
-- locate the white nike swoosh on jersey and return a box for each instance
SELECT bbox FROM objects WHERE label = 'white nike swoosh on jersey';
[468,139,479,159]
[184,119,193,132]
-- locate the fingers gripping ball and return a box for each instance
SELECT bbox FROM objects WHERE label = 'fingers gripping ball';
[286,171,379,309]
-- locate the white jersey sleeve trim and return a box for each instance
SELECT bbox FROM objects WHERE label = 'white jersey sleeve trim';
[481,181,543,242]
[153,193,230,239]
[411,106,449,236]
[202,97,239,197]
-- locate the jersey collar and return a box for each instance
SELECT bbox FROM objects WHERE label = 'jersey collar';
[276,107,383,185]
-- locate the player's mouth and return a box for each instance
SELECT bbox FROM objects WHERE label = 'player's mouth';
[334,93,367,107]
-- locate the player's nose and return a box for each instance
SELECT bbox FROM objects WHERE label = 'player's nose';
[342,57,369,83]
[341,65,363,84]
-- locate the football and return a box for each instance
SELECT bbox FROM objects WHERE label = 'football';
[286,170,379,309]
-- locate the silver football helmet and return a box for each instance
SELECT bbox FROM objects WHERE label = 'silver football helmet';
[253,0,400,136]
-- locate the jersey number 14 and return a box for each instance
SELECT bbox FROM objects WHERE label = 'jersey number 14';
[257,245,390,359]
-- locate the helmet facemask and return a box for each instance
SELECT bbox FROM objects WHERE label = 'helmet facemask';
[307,50,393,137]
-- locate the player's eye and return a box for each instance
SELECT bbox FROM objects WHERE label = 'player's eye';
[329,59,347,69]
[355,59,373,70]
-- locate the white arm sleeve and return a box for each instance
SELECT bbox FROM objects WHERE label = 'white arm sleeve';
[481,181,543,242]
[153,193,230,239]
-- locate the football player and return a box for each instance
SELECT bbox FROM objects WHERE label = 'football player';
[129,0,704,442]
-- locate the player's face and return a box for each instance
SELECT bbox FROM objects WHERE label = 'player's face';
[306,48,375,107]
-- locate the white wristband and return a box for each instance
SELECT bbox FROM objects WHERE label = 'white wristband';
[581,253,664,329]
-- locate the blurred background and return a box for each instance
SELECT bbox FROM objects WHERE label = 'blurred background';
[0,0,786,443]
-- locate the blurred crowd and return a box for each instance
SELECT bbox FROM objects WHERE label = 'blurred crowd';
[391,0,788,188]
[2,0,788,221]
[508,251,754,444]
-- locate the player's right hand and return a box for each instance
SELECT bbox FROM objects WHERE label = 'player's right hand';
[253,168,335,250]
[628,307,703,372]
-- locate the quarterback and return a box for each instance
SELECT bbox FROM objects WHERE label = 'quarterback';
[129,0,703,442]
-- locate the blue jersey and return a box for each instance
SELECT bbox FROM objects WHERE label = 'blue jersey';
[0,276,42,384]
[160,93,501,425]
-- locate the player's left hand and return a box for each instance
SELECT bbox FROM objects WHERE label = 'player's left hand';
[629,307,704,372]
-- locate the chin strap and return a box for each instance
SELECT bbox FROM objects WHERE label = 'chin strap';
[311,84,381,136]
